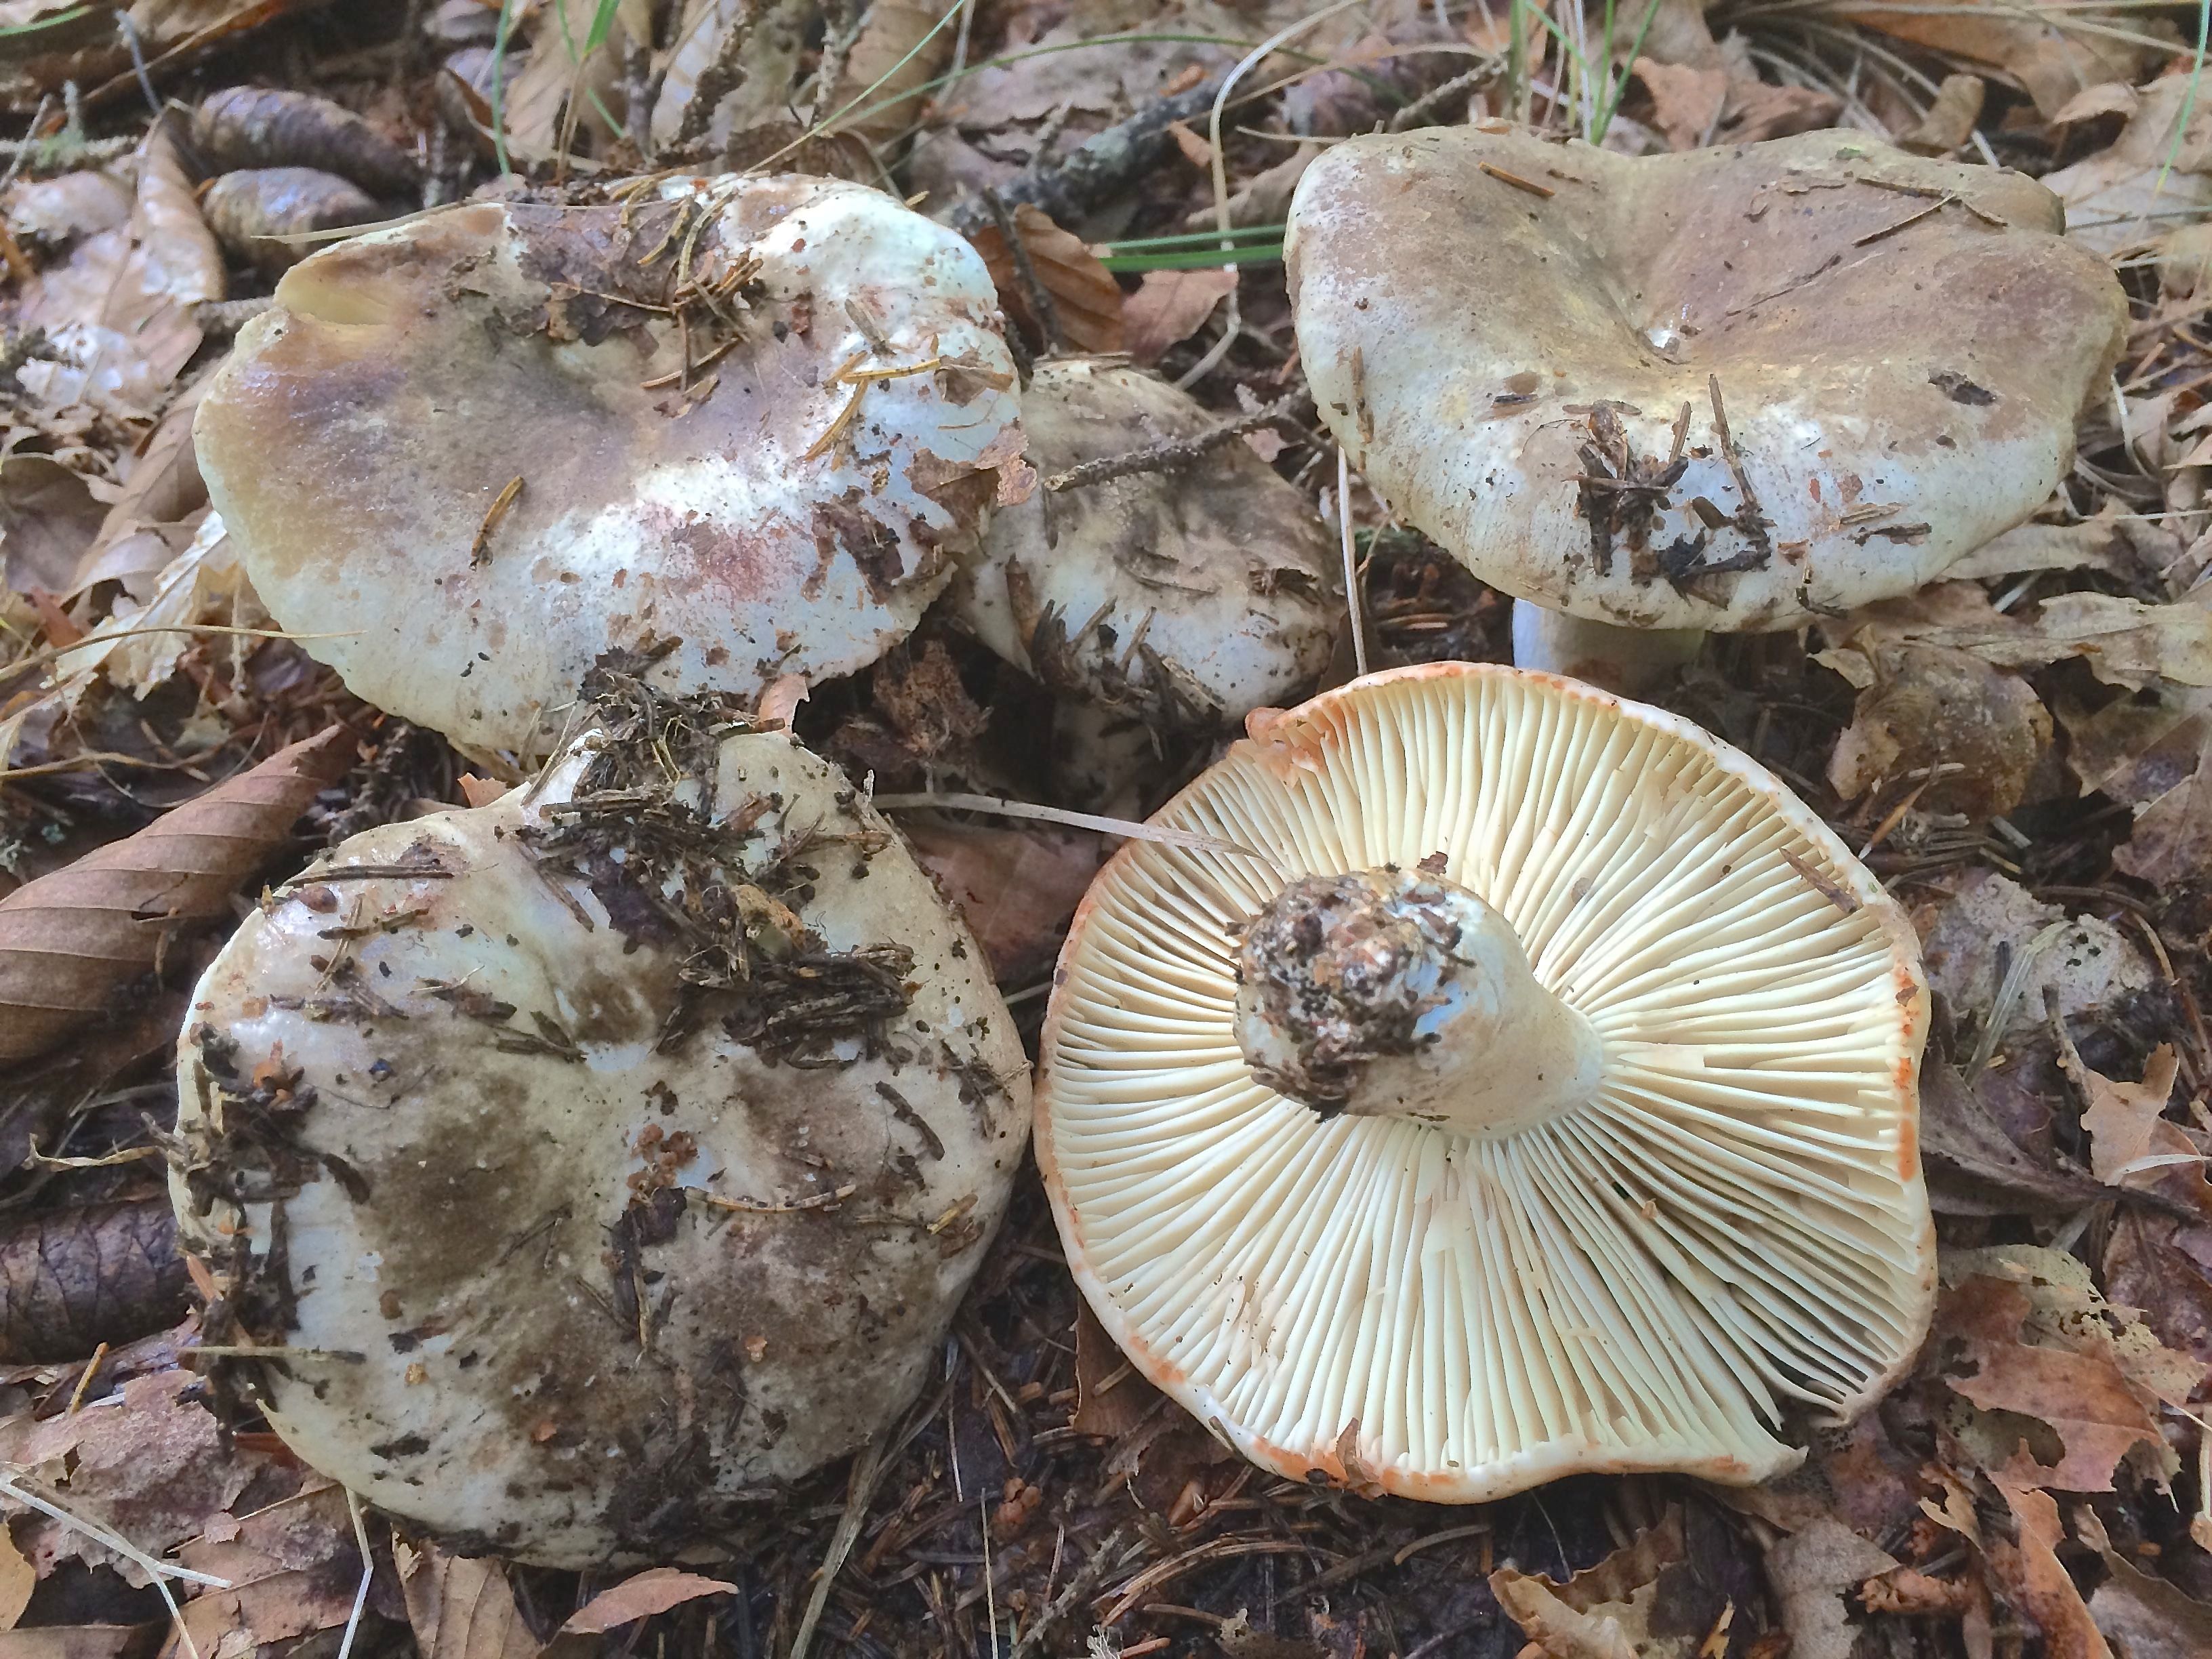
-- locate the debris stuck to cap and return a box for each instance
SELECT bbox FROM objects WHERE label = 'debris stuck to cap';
[169,673,1028,1566]
[949,359,1340,732]
[1286,127,2125,634]
[194,174,1023,755]
[1037,663,1934,1499]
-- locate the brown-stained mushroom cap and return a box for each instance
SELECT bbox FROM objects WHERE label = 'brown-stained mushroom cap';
[194,174,1023,756]
[1286,127,2125,633]
[169,681,1028,1566]
[1038,663,1934,1500]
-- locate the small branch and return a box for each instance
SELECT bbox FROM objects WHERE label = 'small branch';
[1008,1525,1134,1659]
[954,79,1225,234]
[1389,64,1494,132]
[982,187,1060,354]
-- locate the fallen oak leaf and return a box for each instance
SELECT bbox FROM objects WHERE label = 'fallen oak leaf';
[1122,266,1238,365]
[0,724,351,1061]
[967,203,1124,356]
[560,1568,737,1633]
[2074,1044,2192,1188]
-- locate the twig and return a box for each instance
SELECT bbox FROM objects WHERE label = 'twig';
[1389,64,1494,131]
[954,81,1225,234]
[675,0,762,147]
[1479,159,1553,198]
[1045,392,1315,491]
[1852,193,1952,247]
[195,296,275,337]
[1008,1525,1132,1659]
[982,188,1059,352]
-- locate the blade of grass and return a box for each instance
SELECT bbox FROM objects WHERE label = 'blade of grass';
[1099,243,1284,271]
[490,0,525,177]
[1099,224,1285,252]
[1590,0,1667,142]
[0,5,93,37]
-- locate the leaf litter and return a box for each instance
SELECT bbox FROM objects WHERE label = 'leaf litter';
[7,0,2212,1655]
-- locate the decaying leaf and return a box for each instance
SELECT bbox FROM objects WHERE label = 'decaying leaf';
[560,1568,737,1633]
[2045,74,2212,253]
[398,1542,544,1659]
[1835,0,2175,121]
[174,1482,377,1658]
[1826,581,2212,691]
[1984,1478,2111,1659]
[2081,1517,2212,1657]
[1490,1511,1723,1659]
[0,724,350,1061]
[968,204,1124,355]
[0,1200,188,1365]
[1121,266,1238,365]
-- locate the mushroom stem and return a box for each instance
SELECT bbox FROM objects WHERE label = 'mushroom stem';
[1232,867,1603,1136]
[1509,600,1704,697]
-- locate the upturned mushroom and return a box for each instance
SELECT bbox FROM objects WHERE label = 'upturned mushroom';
[169,672,1027,1566]
[194,173,1024,756]
[1286,126,2125,690]
[1037,663,1933,1497]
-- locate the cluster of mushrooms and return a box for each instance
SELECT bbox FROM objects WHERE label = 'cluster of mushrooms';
[169,127,2125,1564]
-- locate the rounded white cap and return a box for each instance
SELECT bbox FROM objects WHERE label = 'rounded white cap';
[195,175,1023,754]
[1037,663,1934,1498]
[173,714,1028,1566]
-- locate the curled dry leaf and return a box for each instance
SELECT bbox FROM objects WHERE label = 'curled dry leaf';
[176,1483,380,1658]
[0,1200,188,1365]
[0,724,350,1062]
[903,818,1101,985]
[825,0,952,140]
[2043,75,2212,253]
[560,1568,738,1633]
[968,203,1124,355]
[190,85,417,197]
[1984,1479,2110,1659]
[67,373,214,600]
[1828,583,2212,691]
[1763,1519,1902,1659]
[1491,1509,1739,1659]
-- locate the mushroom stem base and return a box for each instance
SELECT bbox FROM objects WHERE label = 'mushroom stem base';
[1233,867,1603,1137]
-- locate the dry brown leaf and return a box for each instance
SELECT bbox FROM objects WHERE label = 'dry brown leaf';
[67,375,213,600]
[1630,58,1725,150]
[2112,726,2212,884]
[1121,267,1238,365]
[0,1528,34,1635]
[175,1482,369,1657]
[1070,1298,1158,1440]
[0,1368,269,1580]
[399,1542,545,1659]
[968,204,1124,356]
[0,456,106,598]
[0,724,350,1061]
[1490,1511,1709,1659]
[1937,1271,2175,1490]
[1898,73,1987,155]
[1835,0,2173,120]
[825,1,951,140]
[1830,581,2212,690]
[1986,1479,2111,1659]
[0,1629,157,1659]
[2083,1523,2212,1654]
[560,1569,737,1633]
[2076,1044,2189,1187]
[0,1199,187,1364]
[2045,75,2212,255]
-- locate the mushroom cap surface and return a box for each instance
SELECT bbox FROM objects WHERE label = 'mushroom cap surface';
[1036,662,1934,1498]
[171,712,1028,1567]
[949,359,1341,727]
[1286,127,2125,632]
[194,174,1023,754]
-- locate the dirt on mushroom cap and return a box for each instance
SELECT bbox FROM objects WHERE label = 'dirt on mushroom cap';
[192,174,1024,756]
[1286,127,2126,633]
[167,671,1029,1568]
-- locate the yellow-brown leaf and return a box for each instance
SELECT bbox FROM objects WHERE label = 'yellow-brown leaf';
[968,204,1124,356]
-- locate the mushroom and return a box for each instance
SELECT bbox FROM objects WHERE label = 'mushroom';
[169,674,1028,1566]
[1286,126,2125,691]
[945,358,1340,804]
[194,173,1024,756]
[1036,662,1933,1497]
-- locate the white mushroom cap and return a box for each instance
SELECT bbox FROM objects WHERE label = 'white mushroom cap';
[947,359,1341,729]
[1286,127,2125,632]
[171,697,1028,1566]
[194,174,1023,755]
[1036,663,1933,1498]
